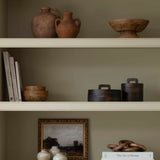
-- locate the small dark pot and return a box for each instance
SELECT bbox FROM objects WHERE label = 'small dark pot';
[88,84,121,101]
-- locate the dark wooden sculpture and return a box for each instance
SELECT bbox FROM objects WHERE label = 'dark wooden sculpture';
[107,140,147,152]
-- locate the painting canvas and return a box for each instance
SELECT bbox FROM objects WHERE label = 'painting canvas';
[38,119,88,160]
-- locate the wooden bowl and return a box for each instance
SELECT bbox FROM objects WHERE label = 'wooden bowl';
[23,90,48,101]
[109,19,149,38]
[25,86,46,91]
[23,95,48,101]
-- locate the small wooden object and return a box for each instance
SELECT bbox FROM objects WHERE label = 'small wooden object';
[23,86,48,101]
[109,19,149,38]
[121,78,143,101]
[107,140,147,152]
[88,84,121,101]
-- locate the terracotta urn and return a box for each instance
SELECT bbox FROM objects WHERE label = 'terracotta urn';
[37,149,51,160]
[55,12,81,38]
[109,19,149,38]
[31,7,61,38]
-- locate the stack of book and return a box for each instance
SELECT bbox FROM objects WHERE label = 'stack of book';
[3,51,23,101]
[102,152,154,160]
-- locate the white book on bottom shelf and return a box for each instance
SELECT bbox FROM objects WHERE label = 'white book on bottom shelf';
[9,57,19,101]
[102,152,154,159]
[3,51,14,101]
[101,159,154,160]
[15,61,22,101]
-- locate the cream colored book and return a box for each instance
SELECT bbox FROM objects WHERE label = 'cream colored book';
[3,51,14,101]
[9,57,19,101]
[15,61,22,101]
[102,152,153,159]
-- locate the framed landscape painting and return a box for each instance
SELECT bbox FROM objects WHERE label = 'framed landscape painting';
[38,119,88,160]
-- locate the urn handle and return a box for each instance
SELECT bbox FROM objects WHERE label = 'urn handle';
[74,18,81,28]
[99,84,111,90]
[51,8,61,18]
[127,78,138,84]
[55,18,62,30]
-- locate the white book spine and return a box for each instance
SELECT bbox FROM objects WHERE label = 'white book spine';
[102,152,153,159]
[101,158,154,160]
[101,159,154,160]
[9,57,19,101]
[3,51,14,101]
[15,61,22,101]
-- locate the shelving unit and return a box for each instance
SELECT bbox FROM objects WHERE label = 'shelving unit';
[0,102,160,111]
[2,0,160,160]
[1,38,160,48]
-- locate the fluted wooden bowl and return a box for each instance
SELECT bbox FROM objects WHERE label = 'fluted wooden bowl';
[109,19,149,38]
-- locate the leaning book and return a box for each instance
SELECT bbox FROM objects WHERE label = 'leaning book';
[9,57,19,101]
[3,51,14,101]
[15,61,22,101]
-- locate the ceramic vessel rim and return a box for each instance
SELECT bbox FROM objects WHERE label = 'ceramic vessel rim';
[25,85,45,88]
[63,12,73,15]
[41,149,47,152]
[56,152,65,155]
[109,18,149,33]
[109,19,149,23]
[41,7,50,10]
[51,146,59,148]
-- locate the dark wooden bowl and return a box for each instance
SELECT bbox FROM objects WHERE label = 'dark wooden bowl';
[109,19,149,38]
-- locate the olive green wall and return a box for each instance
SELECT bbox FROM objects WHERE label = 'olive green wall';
[6,111,160,160]
[6,1,160,160]
[10,48,160,101]
[0,0,7,159]
[0,0,7,97]
[8,0,160,37]
[7,0,160,101]
[0,112,6,160]
[0,0,7,38]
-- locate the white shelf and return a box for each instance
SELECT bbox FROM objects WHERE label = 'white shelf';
[1,38,160,48]
[0,102,160,111]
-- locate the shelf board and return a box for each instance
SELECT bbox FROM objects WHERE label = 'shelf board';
[1,38,160,48]
[0,102,160,111]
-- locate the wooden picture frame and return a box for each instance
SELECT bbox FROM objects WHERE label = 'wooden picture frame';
[38,119,88,160]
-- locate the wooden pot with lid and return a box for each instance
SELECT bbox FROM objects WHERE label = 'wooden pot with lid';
[88,84,121,101]
[121,78,143,101]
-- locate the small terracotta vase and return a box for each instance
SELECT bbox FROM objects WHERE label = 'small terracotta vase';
[31,7,61,38]
[55,12,81,38]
